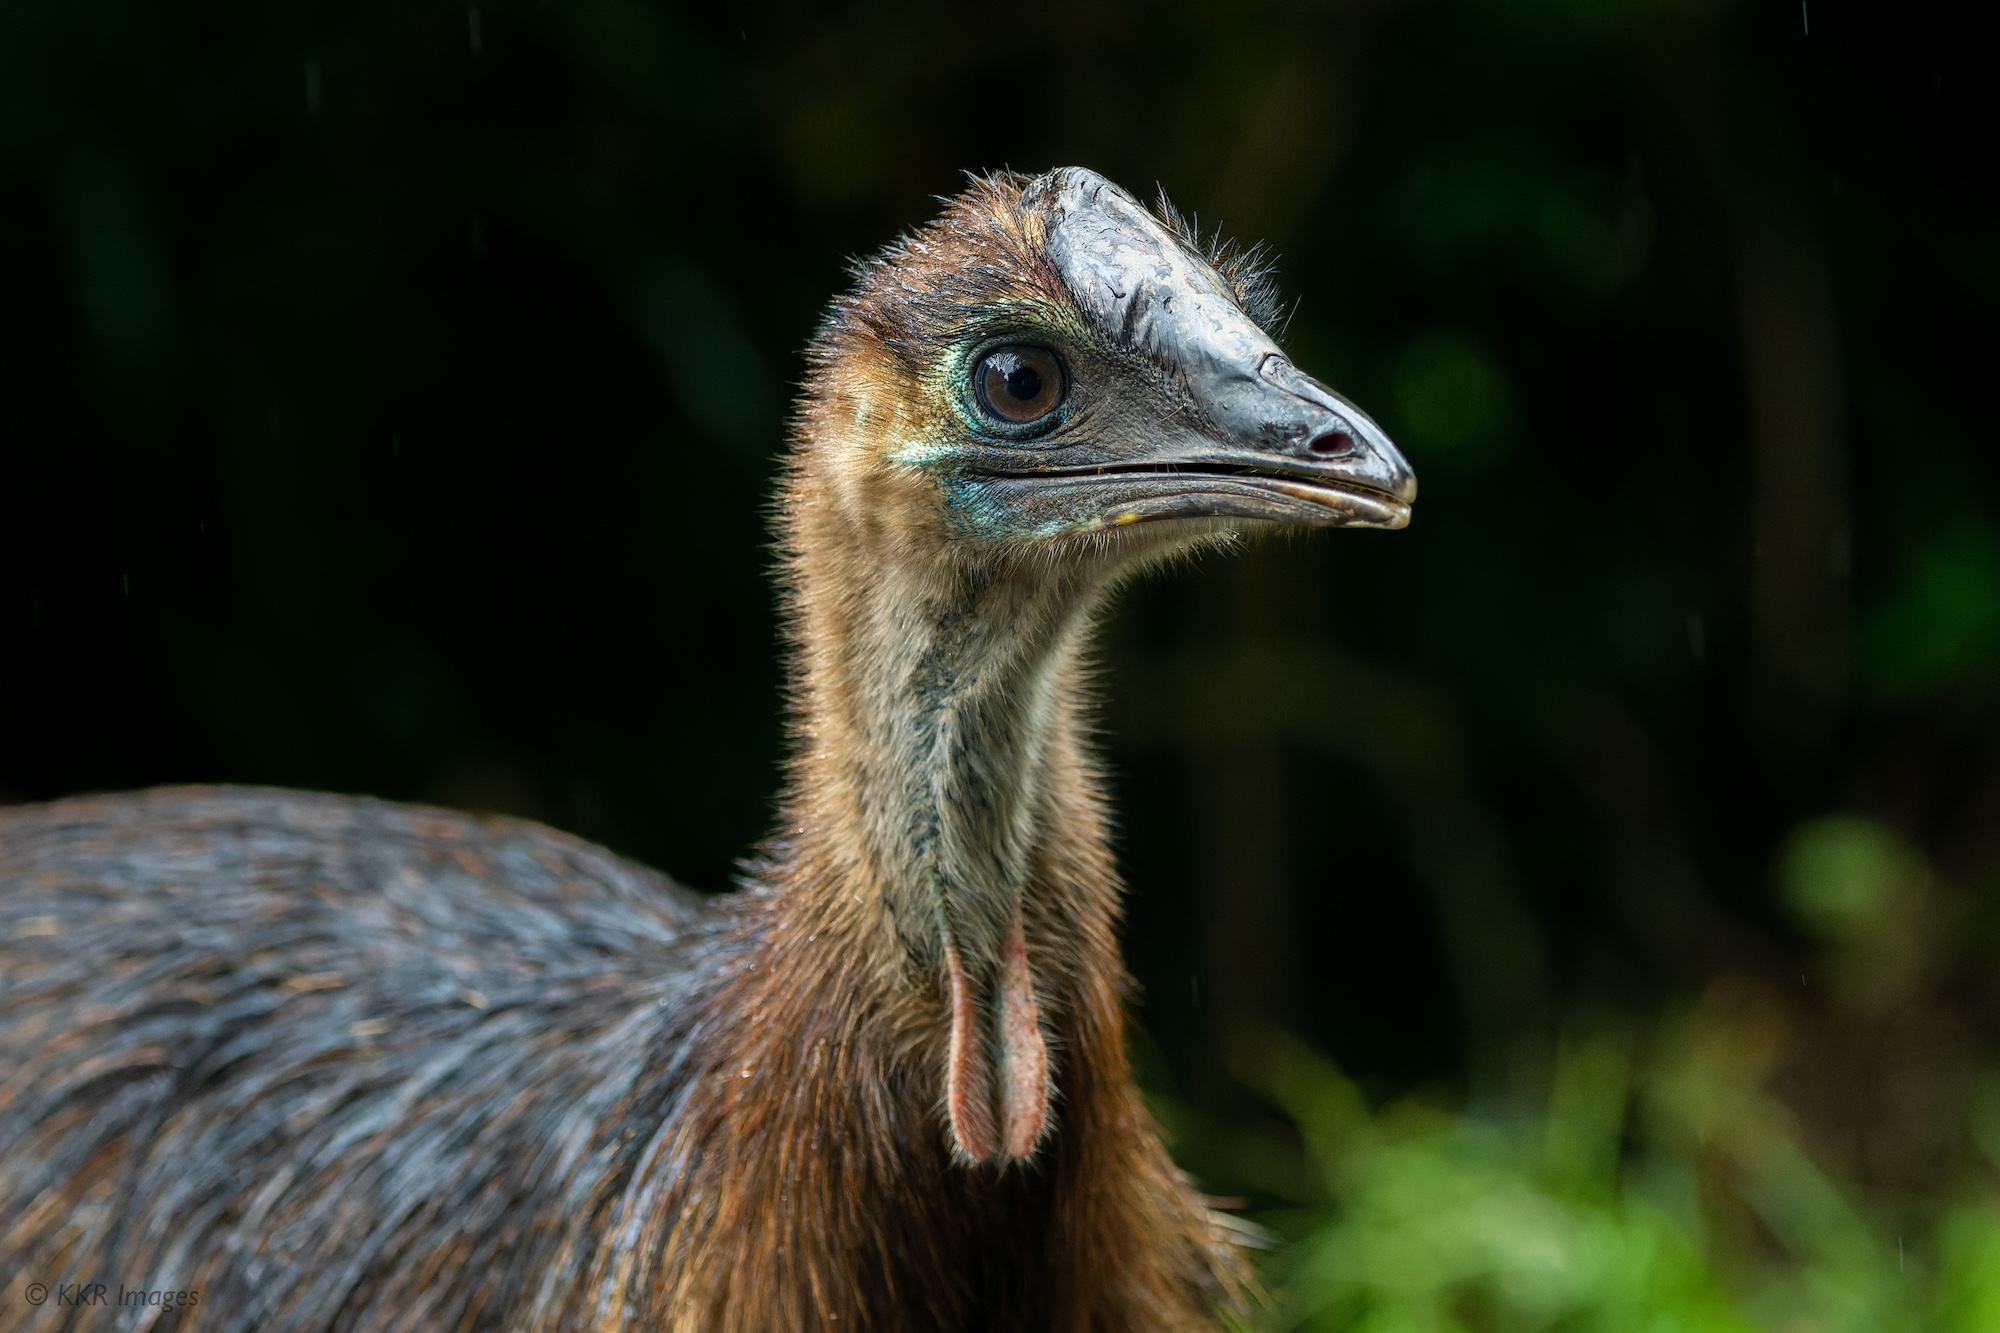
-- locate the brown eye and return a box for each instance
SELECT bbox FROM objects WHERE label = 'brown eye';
[974,346,1065,425]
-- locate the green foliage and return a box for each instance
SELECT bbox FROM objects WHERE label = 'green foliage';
[1861,526,2000,699]
[1264,1043,1745,1332]
[1237,808,2000,1330]
[1392,332,1516,469]
[1251,1028,2000,1333]
[1779,816,1925,941]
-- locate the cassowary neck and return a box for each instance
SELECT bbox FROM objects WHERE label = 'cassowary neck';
[808,569,1088,913]
[579,380,1244,1325]
[774,432,1120,1163]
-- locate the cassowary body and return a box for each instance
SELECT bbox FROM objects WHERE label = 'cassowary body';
[0,168,1413,1331]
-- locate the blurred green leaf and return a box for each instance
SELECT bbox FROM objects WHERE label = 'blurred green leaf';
[1260,1038,1755,1333]
[1862,526,2000,699]
[1391,331,1514,465]
[1251,1020,1997,1332]
[1778,815,1925,942]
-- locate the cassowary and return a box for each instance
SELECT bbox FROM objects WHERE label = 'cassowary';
[0,167,1413,1332]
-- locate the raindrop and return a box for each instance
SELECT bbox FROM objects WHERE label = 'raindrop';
[1686,613,1706,664]
[305,59,321,113]
[468,4,483,54]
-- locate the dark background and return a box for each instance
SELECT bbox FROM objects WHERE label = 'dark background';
[3,0,1996,1207]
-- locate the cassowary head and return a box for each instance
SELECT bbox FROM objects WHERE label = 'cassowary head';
[797,166,1414,573]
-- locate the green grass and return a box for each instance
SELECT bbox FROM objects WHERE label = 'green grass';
[1221,1024,2000,1333]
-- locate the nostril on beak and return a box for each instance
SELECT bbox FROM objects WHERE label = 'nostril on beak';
[1307,429,1356,457]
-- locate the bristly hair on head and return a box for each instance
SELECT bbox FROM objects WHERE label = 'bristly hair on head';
[1150,186,1293,340]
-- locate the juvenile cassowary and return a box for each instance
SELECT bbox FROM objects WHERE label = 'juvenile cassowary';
[0,167,1414,1332]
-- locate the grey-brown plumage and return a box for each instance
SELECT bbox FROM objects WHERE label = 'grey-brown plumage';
[1,787,729,1331]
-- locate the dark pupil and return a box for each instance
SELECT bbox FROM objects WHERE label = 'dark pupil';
[1003,362,1042,401]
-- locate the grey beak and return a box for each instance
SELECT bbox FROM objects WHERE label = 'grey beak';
[1203,351,1416,508]
[1022,167,1415,529]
